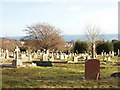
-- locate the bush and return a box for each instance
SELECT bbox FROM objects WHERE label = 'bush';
[74,41,89,53]
[112,40,120,54]
[96,41,114,54]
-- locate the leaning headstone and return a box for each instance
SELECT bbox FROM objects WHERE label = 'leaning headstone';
[85,59,100,79]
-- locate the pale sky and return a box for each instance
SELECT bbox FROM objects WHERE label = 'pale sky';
[0,0,119,36]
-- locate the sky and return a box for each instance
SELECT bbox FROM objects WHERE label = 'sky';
[0,0,119,36]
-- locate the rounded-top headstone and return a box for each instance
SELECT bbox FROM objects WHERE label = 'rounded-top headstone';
[85,59,100,80]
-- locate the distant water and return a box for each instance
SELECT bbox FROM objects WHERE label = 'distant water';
[63,34,118,42]
[0,34,118,42]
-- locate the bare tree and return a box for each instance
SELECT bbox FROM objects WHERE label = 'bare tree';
[24,23,65,50]
[85,24,102,58]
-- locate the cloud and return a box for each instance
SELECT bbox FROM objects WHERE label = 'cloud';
[69,6,82,11]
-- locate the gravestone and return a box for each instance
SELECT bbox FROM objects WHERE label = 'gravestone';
[15,46,20,60]
[5,49,9,59]
[33,53,38,58]
[85,59,100,79]
[104,52,106,56]
[49,54,54,61]
[12,46,22,68]
[29,54,32,60]
[42,54,48,61]
[107,56,111,61]
[56,53,59,59]
[86,55,91,60]
[112,51,114,57]
[101,52,103,56]
[118,49,120,56]
[21,53,26,60]
[0,48,1,57]
[59,54,64,60]
[73,57,78,62]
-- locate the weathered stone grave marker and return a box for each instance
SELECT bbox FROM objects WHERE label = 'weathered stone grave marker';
[42,54,48,61]
[5,49,9,59]
[12,46,22,68]
[73,56,78,62]
[85,59,100,79]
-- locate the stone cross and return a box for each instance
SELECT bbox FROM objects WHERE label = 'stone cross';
[15,46,20,60]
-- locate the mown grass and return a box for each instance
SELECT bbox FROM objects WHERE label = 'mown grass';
[1,56,120,88]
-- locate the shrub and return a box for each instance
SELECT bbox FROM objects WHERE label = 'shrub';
[96,41,114,54]
[74,41,89,53]
[112,40,120,54]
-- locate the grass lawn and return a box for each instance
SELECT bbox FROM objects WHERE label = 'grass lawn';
[1,56,120,88]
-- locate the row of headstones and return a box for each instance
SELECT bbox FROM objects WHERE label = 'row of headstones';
[101,49,120,57]
[0,47,94,63]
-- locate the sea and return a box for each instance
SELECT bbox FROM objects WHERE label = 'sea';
[0,34,119,42]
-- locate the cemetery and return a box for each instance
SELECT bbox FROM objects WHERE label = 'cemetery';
[1,44,120,88]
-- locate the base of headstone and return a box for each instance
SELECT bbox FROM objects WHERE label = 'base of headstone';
[12,60,23,68]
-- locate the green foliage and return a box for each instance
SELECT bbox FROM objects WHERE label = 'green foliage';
[96,41,114,54]
[112,40,120,54]
[20,46,31,52]
[74,41,89,53]
[2,61,119,88]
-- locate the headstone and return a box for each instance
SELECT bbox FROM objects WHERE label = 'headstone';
[15,46,20,60]
[5,49,9,59]
[12,46,22,68]
[29,54,32,60]
[0,48,1,57]
[56,53,59,59]
[46,50,49,55]
[49,55,54,61]
[107,57,111,61]
[64,54,68,59]
[73,57,78,62]
[42,54,48,61]
[86,55,91,60]
[101,52,103,56]
[12,59,23,68]
[112,51,114,57]
[59,54,64,60]
[33,53,38,58]
[21,53,26,60]
[104,52,106,56]
[118,49,120,56]
[85,59,100,79]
